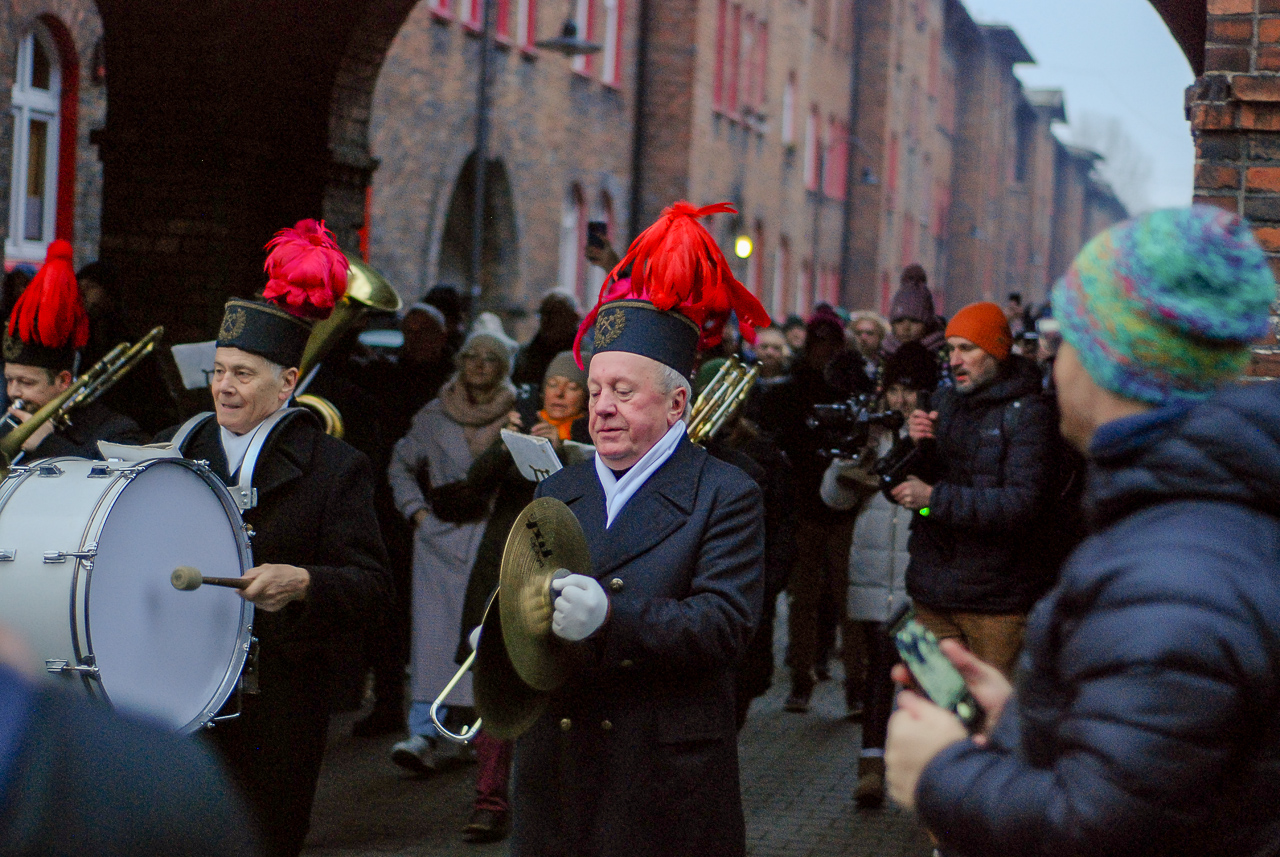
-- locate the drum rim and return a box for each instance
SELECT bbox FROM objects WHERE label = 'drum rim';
[29,456,255,733]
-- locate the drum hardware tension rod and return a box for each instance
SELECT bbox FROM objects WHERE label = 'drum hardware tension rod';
[170,566,249,591]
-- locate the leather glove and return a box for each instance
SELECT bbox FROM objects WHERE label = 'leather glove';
[468,625,482,652]
[551,573,609,641]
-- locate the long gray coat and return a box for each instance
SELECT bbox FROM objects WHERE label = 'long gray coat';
[387,398,490,707]
[511,436,764,857]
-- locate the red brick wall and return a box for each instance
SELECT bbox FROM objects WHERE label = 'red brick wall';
[1189,0,1280,375]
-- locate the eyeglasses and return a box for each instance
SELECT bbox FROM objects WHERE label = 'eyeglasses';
[459,353,505,366]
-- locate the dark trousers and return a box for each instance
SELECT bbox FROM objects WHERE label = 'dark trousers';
[785,516,863,695]
[474,731,514,813]
[208,672,331,857]
[858,622,898,751]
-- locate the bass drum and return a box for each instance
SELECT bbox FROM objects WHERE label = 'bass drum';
[0,456,253,733]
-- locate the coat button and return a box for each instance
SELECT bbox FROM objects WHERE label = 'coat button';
[609,578,624,593]
[601,719,613,731]
[559,718,572,731]
[619,659,634,668]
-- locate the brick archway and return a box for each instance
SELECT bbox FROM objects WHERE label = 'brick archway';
[90,0,422,344]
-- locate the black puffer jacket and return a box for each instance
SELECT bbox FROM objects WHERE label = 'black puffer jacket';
[916,382,1280,857]
[905,355,1057,613]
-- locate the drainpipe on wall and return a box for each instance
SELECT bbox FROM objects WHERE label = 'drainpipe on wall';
[628,0,651,244]
[838,0,864,309]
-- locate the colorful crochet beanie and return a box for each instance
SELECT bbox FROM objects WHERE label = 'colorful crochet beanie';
[1051,206,1275,405]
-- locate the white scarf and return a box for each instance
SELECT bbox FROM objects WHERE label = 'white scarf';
[594,421,686,528]
[219,408,281,477]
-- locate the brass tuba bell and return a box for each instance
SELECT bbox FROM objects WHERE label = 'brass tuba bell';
[293,254,403,439]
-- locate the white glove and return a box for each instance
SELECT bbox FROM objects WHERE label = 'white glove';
[468,625,482,652]
[551,573,609,641]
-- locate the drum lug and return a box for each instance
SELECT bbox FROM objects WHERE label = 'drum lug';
[239,636,260,695]
[0,549,14,561]
[43,544,98,564]
[35,463,63,478]
[45,657,100,679]
[88,463,112,478]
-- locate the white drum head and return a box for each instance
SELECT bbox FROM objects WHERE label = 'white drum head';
[87,461,249,730]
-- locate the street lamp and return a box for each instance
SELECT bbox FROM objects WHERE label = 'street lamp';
[471,1,602,303]
[734,235,754,259]
[535,1,603,57]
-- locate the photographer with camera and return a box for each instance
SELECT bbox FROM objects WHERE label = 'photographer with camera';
[755,309,873,715]
[819,342,938,808]
[891,302,1057,679]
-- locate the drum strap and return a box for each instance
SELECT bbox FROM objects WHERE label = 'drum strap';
[171,407,304,511]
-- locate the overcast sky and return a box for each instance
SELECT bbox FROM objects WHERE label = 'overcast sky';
[965,0,1195,214]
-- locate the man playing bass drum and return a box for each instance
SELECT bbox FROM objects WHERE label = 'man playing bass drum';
[157,220,390,857]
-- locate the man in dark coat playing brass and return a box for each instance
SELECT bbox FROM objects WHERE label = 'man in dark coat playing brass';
[159,220,390,857]
[510,202,770,857]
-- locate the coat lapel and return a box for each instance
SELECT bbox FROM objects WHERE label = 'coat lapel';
[584,437,704,578]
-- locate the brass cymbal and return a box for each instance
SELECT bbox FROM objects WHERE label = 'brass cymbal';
[474,590,548,740]
[498,497,592,692]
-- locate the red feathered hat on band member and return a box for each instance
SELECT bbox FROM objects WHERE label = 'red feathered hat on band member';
[572,202,771,368]
[3,239,89,370]
[262,219,349,321]
[215,219,351,369]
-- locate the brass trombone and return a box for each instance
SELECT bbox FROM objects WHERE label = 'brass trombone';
[687,356,759,444]
[0,326,165,475]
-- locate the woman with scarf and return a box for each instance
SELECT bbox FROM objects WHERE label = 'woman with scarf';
[387,329,517,774]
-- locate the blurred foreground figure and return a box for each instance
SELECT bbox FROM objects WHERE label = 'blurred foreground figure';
[0,626,258,856]
[886,206,1280,857]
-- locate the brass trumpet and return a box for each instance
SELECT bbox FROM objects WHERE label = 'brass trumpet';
[687,356,759,444]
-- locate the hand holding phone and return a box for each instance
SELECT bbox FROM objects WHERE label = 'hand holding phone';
[889,605,986,732]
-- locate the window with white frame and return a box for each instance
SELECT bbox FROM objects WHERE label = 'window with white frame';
[559,185,587,305]
[601,0,622,86]
[781,71,796,144]
[517,0,538,50]
[8,26,61,263]
[803,104,820,190]
[571,0,594,75]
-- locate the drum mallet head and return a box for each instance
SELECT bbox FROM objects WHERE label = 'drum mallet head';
[171,566,204,591]
[171,567,249,591]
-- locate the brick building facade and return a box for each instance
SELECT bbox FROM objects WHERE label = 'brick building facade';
[366,0,1127,322]
[0,1,1196,345]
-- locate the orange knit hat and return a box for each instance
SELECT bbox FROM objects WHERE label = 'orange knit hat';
[944,302,1012,361]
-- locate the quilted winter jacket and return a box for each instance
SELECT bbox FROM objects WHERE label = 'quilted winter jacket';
[915,382,1280,857]
[905,355,1058,613]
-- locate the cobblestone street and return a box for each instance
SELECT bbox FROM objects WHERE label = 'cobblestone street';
[304,601,933,857]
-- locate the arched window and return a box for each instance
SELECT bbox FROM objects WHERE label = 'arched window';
[8,23,73,265]
[559,184,587,305]
[585,189,614,302]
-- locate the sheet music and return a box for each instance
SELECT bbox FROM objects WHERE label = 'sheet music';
[171,341,217,390]
[501,429,563,483]
[97,441,184,461]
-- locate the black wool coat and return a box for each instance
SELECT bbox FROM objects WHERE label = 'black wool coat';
[511,436,764,857]
[32,400,147,459]
[162,411,390,857]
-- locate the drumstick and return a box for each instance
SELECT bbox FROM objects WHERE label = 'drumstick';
[170,566,249,591]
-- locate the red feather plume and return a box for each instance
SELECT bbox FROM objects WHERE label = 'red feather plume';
[7,239,89,349]
[262,219,350,321]
[573,201,771,366]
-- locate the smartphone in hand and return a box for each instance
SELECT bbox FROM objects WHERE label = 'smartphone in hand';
[587,220,609,250]
[889,604,985,732]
